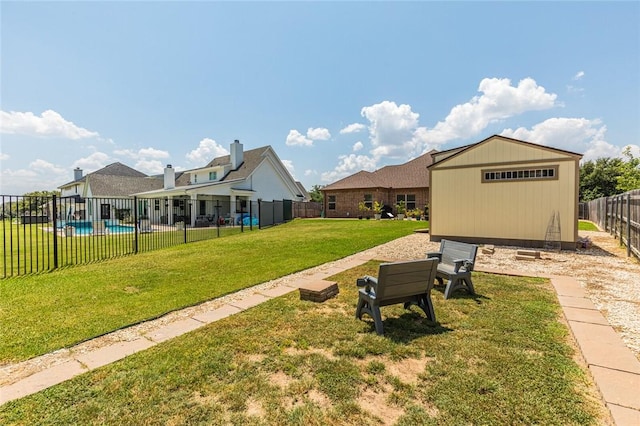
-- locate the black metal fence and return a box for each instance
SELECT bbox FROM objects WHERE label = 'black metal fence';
[580,189,640,260]
[1,195,293,278]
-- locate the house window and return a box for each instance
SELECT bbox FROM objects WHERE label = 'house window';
[199,200,206,216]
[363,194,373,209]
[100,204,111,219]
[328,195,336,210]
[482,166,559,183]
[209,171,217,181]
[396,194,416,210]
[193,175,198,184]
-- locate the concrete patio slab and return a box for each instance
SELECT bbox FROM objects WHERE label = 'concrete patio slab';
[0,360,86,405]
[257,285,297,298]
[144,318,206,343]
[569,321,640,374]
[608,403,640,426]
[74,338,156,370]
[557,294,597,310]
[227,293,270,310]
[563,306,610,325]
[589,365,640,410]
[192,304,242,324]
[551,276,587,297]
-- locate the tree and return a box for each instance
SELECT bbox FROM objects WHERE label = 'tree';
[616,147,640,193]
[579,157,622,201]
[308,184,324,203]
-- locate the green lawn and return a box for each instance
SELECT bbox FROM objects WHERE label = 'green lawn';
[578,220,599,231]
[0,219,426,363]
[0,263,607,425]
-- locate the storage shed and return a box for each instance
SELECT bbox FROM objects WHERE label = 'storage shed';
[428,135,582,250]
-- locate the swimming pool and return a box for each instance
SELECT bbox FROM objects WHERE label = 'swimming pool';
[63,221,135,235]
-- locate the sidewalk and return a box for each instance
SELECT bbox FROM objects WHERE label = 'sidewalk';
[1,254,639,425]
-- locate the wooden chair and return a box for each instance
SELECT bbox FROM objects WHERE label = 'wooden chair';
[355,258,439,335]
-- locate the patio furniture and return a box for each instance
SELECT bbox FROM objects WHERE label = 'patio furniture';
[138,219,153,233]
[355,258,439,335]
[427,239,478,299]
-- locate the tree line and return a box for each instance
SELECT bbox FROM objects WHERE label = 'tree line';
[580,147,640,201]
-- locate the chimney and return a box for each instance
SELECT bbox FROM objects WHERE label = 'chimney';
[230,139,244,170]
[74,167,83,181]
[164,164,175,189]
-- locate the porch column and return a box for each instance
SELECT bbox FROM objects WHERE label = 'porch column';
[167,197,173,225]
[230,194,237,217]
[190,194,198,228]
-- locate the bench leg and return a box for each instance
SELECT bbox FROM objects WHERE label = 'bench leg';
[356,298,385,335]
[443,277,475,299]
[403,294,436,322]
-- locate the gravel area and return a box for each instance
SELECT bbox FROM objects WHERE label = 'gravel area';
[2,229,638,387]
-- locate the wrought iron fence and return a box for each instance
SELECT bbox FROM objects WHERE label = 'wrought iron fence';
[1,195,293,278]
[581,189,640,260]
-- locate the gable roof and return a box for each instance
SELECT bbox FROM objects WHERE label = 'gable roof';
[322,151,435,191]
[429,134,583,168]
[59,162,148,188]
[86,174,164,197]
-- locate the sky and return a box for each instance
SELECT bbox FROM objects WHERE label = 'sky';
[1,1,639,195]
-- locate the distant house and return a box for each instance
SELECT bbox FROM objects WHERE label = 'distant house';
[321,151,435,218]
[57,162,187,222]
[57,140,306,227]
[428,135,582,249]
[135,140,306,226]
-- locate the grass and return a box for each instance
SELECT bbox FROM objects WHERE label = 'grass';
[0,263,607,425]
[578,220,599,231]
[0,220,242,277]
[0,219,426,363]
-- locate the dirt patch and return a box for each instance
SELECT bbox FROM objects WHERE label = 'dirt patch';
[357,386,404,426]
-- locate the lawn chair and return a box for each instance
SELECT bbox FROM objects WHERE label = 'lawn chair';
[355,258,439,335]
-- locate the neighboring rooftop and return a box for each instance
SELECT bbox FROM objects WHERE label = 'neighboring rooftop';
[322,150,435,190]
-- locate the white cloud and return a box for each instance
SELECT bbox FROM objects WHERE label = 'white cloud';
[0,153,9,161]
[185,138,229,164]
[573,71,585,80]
[0,109,99,139]
[425,77,558,144]
[353,141,363,152]
[281,159,296,178]
[286,129,313,147]
[304,169,317,177]
[321,153,377,183]
[340,123,365,134]
[114,147,169,160]
[0,159,69,194]
[72,152,111,171]
[500,117,617,161]
[306,127,331,141]
[133,160,164,175]
[622,144,640,159]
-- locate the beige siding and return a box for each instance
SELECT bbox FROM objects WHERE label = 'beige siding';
[439,136,573,168]
[430,136,580,246]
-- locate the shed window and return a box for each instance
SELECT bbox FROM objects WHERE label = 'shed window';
[482,166,559,183]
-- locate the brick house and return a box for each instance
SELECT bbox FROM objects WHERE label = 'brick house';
[321,151,435,218]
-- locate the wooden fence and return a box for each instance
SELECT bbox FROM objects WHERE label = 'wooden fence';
[581,189,640,260]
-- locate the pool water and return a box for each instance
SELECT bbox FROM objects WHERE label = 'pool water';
[69,223,135,235]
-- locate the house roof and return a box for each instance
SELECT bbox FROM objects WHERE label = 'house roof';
[429,134,583,168]
[86,175,164,197]
[59,162,148,188]
[322,151,435,191]
[205,145,271,182]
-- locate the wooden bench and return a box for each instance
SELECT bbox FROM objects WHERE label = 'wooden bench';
[355,258,439,335]
[427,239,478,299]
